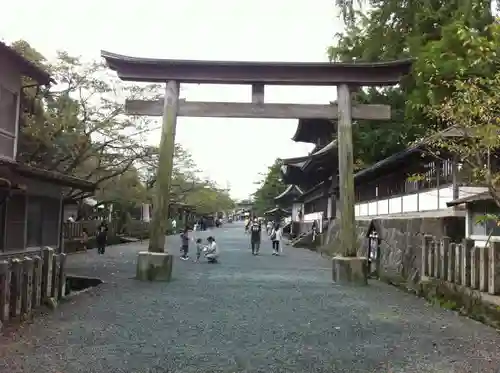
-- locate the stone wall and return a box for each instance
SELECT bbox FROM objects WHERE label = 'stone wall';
[322,216,465,285]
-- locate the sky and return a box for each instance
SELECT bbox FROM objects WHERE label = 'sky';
[1,0,344,200]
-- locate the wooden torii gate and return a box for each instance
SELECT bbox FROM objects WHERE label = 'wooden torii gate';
[101,51,412,282]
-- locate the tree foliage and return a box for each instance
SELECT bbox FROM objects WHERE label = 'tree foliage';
[252,159,287,216]
[141,143,235,214]
[420,20,500,204]
[11,40,235,216]
[328,0,494,169]
[12,40,157,201]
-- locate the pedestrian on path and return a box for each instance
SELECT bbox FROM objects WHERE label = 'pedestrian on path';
[270,221,283,256]
[244,217,250,234]
[266,220,273,235]
[96,221,108,255]
[180,227,190,260]
[171,218,177,234]
[249,217,262,255]
[204,236,219,263]
[194,238,203,262]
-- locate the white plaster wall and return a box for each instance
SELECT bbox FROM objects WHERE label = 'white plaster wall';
[377,200,388,215]
[354,185,480,218]
[402,194,418,212]
[368,201,377,216]
[292,203,302,221]
[303,211,324,233]
[389,197,401,214]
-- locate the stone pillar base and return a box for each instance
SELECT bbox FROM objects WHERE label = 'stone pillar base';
[332,256,368,285]
[136,251,173,282]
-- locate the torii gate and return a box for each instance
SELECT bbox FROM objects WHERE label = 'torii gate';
[101,51,412,283]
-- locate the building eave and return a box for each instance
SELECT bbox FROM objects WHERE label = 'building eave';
[446,191,492,207]
[274,185,304,201]
[353,126,466,183]
[0,159,96,192]
[1,41,53,85]
[301,140,338,172]
[291,119,335,143]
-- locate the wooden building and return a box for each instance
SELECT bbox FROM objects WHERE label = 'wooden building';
[353,129,486,219]
[0,42,95,256]
[280,119,337,234]
[447,192,500,247]
[274,184,303,222]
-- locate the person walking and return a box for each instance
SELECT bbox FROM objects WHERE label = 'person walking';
[266,220,273,235]
[244,217,250,234]
[180,227,190,260]
[270,221,283,256]
[96,220,108,255]
[249,217,262,255]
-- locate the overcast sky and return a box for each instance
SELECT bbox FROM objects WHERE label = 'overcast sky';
[1,0,343,200]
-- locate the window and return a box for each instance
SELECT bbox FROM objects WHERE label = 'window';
[0,85,18,159]
[471,204,500,237]
[27,197,43,247]
[5,194,26,250]
[0,85,18,134]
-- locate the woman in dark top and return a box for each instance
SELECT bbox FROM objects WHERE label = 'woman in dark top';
[96,221,108,255]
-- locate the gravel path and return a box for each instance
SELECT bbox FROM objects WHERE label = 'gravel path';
[1,222,500,372]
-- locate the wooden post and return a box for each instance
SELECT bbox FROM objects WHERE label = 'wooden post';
[0,260,9,323]
[148,81,180,253]
[58,253,67,299]
[440,237,450,279]
[10,258,22,319]
[21,257,33,317]
[32,255,42,308]
[462,238,473,287]
[454,243,462,284]
[488,242,500,295]
[480,245,489,292]
[337,84,356,257]
[51,255,60,300]
[471,245,480,289]
[428,240,436,277]
[448,242,456,282]
[41,247,54,300]
[422,235,432,277]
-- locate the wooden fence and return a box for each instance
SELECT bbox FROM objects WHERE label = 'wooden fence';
[422,235,500,295]
[0,247,66,327]
[63,220,120,239]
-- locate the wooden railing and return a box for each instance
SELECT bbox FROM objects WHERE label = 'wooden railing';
[0,247,66,327]
[63,220,121,239]
[422,236,500,294]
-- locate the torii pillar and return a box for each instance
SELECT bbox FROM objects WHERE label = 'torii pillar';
[332,83,366,284]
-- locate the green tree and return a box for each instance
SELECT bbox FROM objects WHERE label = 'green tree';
[11,41,158,201]
[185,182,234,215]
[421,20,500,205]
[328,0,494,168]
[252,159,287,216]
[143,144,235,214]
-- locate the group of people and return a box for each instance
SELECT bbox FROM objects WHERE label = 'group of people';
[245,216,283,256]
[179,227,219,263]
[78,220,109,254]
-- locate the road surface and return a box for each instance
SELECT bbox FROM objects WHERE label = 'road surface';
[1,222,500,372]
